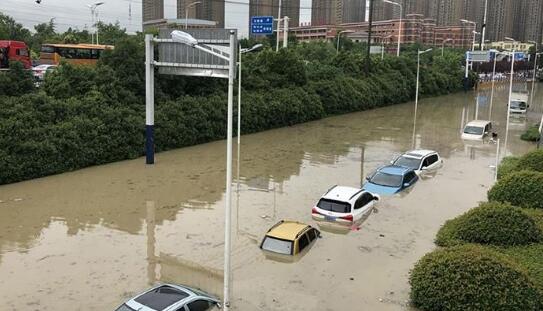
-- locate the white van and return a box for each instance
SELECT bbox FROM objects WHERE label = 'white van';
[462,120,493,140]
[510,91,529,114]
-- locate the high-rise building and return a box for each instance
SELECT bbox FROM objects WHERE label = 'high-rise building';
[250,0,300,28]
[517,0,543,43]
[177,0,225,28]
[485,0,515,41]
[435,0,462,26]
[143,0,164,22]
[311,0,364,26]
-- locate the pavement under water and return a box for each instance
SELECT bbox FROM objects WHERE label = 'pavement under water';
[0,83,540,310]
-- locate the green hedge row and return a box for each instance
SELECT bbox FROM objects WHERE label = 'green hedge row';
[0,40,468,185]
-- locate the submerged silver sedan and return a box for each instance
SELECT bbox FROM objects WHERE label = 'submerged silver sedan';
[115,283,220,311]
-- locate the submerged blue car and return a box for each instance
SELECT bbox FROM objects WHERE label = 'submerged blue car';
[363,165,419,195]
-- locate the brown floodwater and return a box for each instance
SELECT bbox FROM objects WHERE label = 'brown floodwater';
[0,83,540,310]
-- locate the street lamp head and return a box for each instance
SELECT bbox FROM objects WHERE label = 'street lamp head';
[504,37,516,42]
[382,0,400,5]
[250,43,264,51]
[418,48,432,54]
[187,1,202,8]
[171,30,198,47]
[473,31,480,35]
[94,1,105,6]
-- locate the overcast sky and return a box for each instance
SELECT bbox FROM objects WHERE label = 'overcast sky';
[1,0,313,37]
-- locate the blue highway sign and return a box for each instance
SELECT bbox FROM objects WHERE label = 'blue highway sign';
[251,16,273,35]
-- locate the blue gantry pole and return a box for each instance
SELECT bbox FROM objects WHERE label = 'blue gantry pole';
[145,34,155,164]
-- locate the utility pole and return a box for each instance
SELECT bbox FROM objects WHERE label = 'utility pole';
[366,0,374,74]
[480,0,487,50]
[275,0,282,52]
[283,16,289,48]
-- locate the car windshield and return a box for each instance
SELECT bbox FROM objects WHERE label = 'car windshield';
[370,171,403,187]
[510,101,526,109]
[463,126,484,135]
[261,236,293,255]
[115,304,135,311]
[316,199,351,213]
[393,156,422,170]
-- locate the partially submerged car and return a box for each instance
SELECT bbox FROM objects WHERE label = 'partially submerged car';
[312,185,378,225]
[363,165,418,195]
[391,149,442,175]
[509,91,529,114]
[115,283,220,311]
[260,220,320,256]
[461,120,492,140]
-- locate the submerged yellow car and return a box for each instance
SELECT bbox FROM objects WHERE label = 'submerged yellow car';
[260,220,320,255]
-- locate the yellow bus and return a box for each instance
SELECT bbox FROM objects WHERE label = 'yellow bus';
[39,43,114,66]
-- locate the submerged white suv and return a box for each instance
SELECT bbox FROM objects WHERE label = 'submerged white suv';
[312,186,379,225]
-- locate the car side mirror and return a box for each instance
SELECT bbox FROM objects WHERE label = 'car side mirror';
[403,183,410,187]
[365,175,370,181]
[484,131,488,135]
[373,196,379,201]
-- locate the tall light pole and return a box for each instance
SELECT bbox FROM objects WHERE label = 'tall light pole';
[381,35,392,59]
[480,0,488,50]
[460,19,476,51]
[275,0,282,52]
[381,0,402,57]
[184,1,202,29]
[171,30,236,311]
[528,41,540,108]
[86,2,104,44]
[336,30,354,53]
[441,38,452,57]
[504,37,516,156]
[489,50,508,120]
[412,48,432,148]
[237,43,262,185]
[471,31,480,52]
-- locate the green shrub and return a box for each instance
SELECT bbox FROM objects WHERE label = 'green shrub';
[497,156,521,179]
[521,126,541,142]
[410,245,543,311]
[516,150,543,173]
[435,202,542,247]
[488,171,543,209]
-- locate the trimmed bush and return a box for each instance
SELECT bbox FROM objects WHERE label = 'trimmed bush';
[488,171,543,209]
[435,202,542,247]
[521,125,541,142]
[516,149,543,173]
[497,156,521,179]
[410,245,543,311]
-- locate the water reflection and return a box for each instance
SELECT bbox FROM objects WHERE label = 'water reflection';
[0,84,539,310]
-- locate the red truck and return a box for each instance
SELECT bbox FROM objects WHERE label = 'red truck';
[0,40,32,69]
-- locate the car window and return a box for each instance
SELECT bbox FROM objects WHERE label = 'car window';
[186,299,216,311]
[298,234,310,252]
[307,228,317,242]
[317,199,351,213]
[355,192,373,209]
[404,172,416,184]
[261,236,293,255]
[427,155,438,165]
[115,304,135,311]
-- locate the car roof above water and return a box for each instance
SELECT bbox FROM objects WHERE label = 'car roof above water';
[402,149,436,159]
[379,165,411,175]
[132,284,192,311]
[322,185,362,202]
[266,220,311,241]
[465,120,491,127]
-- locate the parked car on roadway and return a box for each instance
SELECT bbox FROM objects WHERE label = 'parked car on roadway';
[461,120,493,140]
[260,220,320,256]
[32,64,57,81]
[363,165,419,195]
[509,91,529,114]
[312,185,379,225]
[391,149,442,175]
[115,283,220,311]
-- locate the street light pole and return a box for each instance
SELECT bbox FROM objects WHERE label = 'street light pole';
[185,1,202,29]
[480,0,487,50]
[504,37,516,156]
[472,31,479,52]
[336,30,354,53]
[460,19,476,51]
[276,0,282,52]
[412,48,432,148]
[441,38,452,57]
[381,0,402,57]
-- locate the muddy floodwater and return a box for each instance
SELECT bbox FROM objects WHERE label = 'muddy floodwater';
[0,83,540,310]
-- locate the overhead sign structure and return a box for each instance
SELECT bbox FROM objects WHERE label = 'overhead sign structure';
[251,16,273,35]
[369,45,384,54]
[466,50,491,62]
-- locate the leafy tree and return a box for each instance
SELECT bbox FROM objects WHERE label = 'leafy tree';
[95,22,128,46]
[0,61,35,96]
[0,13,31,42]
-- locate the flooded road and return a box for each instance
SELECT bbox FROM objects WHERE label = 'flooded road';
[0,83,540,310]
